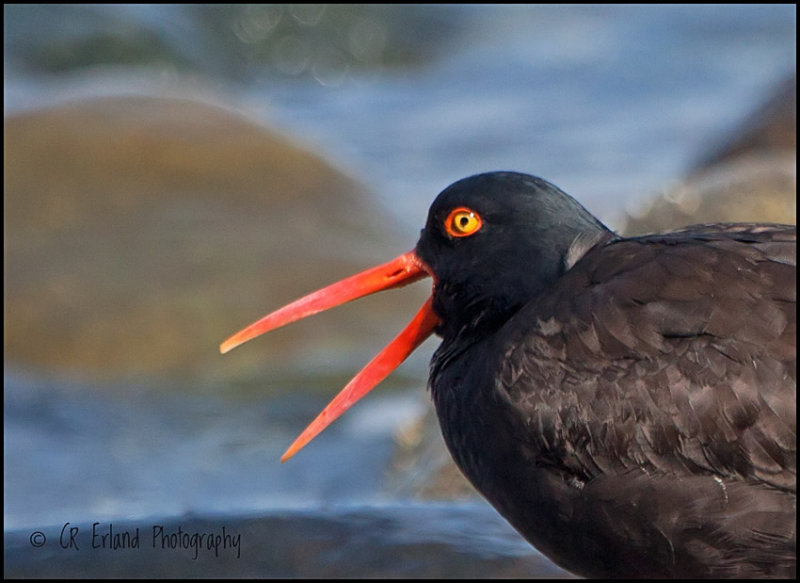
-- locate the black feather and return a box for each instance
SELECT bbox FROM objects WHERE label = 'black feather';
[419,172,795,578]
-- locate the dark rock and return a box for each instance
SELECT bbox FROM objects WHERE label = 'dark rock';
[623,73,796,235]
[623,154,795,235]
[692,74,795,172]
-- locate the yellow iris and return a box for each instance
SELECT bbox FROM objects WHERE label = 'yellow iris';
[445,207,482,237]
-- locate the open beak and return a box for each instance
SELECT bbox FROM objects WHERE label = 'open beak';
[220,250,439,462]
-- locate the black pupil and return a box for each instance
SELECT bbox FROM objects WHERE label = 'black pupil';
[459,216,469,228]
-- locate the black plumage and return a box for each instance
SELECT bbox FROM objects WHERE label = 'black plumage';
[416,172,795,578]
[223,170,795,578]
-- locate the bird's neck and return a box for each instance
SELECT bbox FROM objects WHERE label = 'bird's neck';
[432,228,614,345]
[432,280,527,345]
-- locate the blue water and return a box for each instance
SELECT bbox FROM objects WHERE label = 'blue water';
[3,369,425,529]
[249,4,796,229]
[5,5,796,228]
[3,3,796,576]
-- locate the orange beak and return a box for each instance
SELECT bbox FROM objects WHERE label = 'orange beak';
[220,250,440,462]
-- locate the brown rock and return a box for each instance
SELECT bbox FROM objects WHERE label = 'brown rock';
[4,96,421,384]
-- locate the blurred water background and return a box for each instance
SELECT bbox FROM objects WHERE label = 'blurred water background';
[4,4,796,577]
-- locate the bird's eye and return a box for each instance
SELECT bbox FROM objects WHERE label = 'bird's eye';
[445,207,482,238]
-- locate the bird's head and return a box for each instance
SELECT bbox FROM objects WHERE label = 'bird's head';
[416,172,612,340]
[220,171,612,460]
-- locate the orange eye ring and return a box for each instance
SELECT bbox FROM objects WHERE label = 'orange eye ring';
[445,207,483,238]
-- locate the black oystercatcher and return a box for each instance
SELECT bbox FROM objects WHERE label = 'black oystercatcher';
[221,172,796,578]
